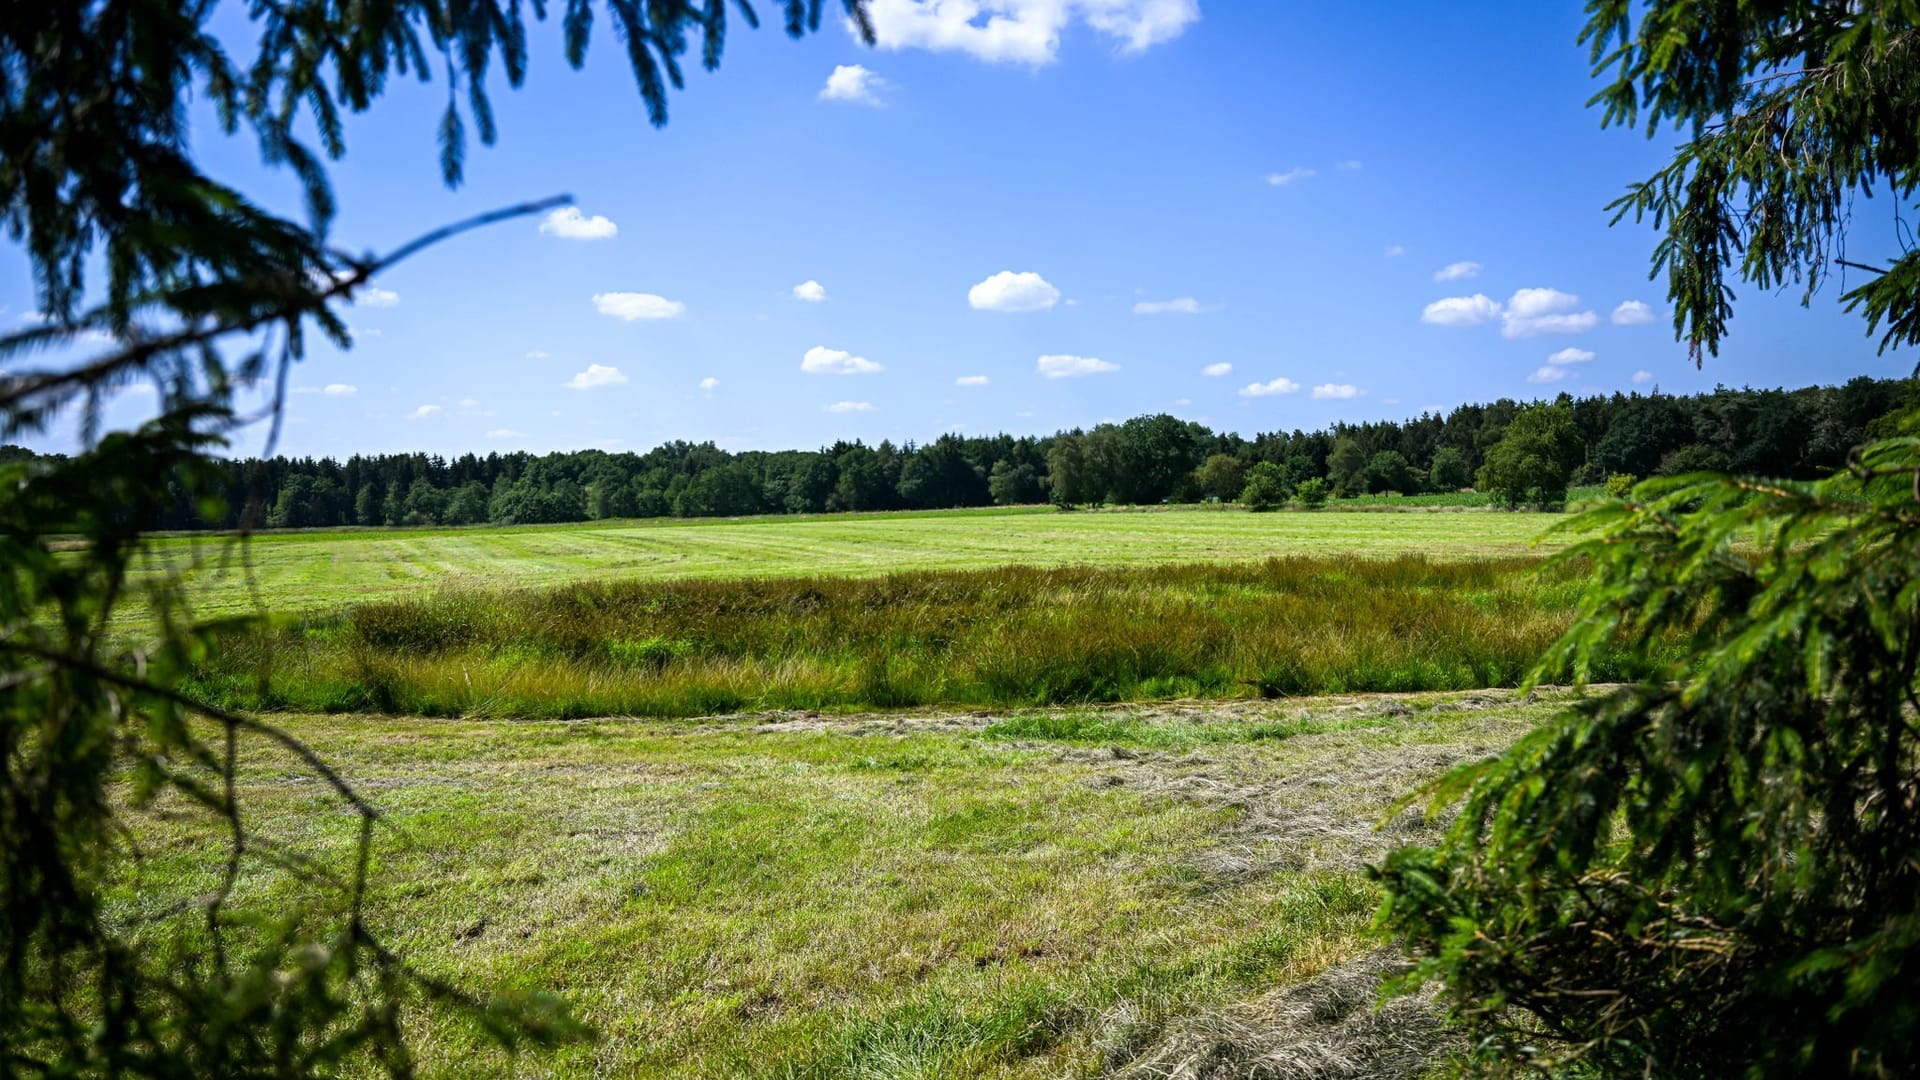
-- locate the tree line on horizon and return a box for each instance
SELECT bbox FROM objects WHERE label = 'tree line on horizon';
[3,375,1907,530]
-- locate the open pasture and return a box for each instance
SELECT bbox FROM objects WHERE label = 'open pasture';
[114,691,1558,1078]
[135,505,1568,622]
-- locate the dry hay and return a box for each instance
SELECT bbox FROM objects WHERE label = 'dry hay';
[1103,949,1451,1079]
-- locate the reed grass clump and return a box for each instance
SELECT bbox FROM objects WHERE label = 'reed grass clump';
[192,556,1653,718]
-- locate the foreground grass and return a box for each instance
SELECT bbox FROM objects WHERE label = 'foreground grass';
[191,556,1650,719]
[132,505,1568,622]
[111,693,1553,1077]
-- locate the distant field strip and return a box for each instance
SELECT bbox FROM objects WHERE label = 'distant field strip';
[137,506,1568,620]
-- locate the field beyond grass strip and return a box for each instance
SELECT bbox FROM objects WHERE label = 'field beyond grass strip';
[190,555,1653,719]
[135,505,1568,622]
[112,693,1556,1077]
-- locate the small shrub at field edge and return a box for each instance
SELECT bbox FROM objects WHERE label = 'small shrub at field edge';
[192,556,1665,719]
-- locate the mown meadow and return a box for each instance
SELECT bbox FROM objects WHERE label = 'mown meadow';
[112,691,1556,1078]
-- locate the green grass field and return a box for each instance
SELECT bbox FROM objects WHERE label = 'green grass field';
[135,505,1569,622]
[116,691,1557,1077]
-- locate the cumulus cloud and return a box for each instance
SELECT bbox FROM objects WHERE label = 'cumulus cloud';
[820,64,887,104]
[968,270,1061,312]
[1311,383,1361,400]
[1133,297,1206,315]
[1336,159,1363,171]
[409,404,442,418]
[1421,294,1501,327]
[802,345,884,375]
[1265,167,1315,187]
[825,400,875,413]
[593,292,685,320]
[1612,300,1656,325]
[526,350,550,360]
[1632,370,1655,385]
[1037,354,1118,379]
[1502,288,1598,338]
[357,286,399,308]
[539,207,619,239]
[1238,377,1300,397]
[565,364,629,390]
[486,429,525,439]
[1384,245,1406,258]
[1433,261,1481,282]
[1202,362,1233,377]
[699,376,719,392]
[792,280,828,302]
[956,375,990,386]
[1527,365,1571,384]
[1547,347,1595,365]
[866,0,1198,64]
[324,383,357,396]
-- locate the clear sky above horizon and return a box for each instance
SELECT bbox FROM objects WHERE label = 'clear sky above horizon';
[5,0,1914,460]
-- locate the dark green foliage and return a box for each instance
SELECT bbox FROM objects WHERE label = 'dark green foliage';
[1363,450,1417,494]
[1427,446,1471,491]
[1325,437,1367,496]
[1378,427,1920,1075]
[1238,462,1291,511]
[1378,4,1920,1074]
[1476,404,1582,508]
[1194,452,1249,502]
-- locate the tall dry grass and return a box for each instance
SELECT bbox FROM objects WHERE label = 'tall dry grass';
[190,556,1651,718]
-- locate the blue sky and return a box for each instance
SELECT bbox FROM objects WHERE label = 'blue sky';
[6,0,1913,458]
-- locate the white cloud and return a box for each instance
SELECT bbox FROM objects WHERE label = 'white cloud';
[1433,261,1481,282]
[820,64,887,105]
[1547,347,1595,365]
[592,292,685,321]
[1311,383,1361,400]
[968,270,1060,312]
[956,375,990,386]
[565,364,629,390]
[865,0,1198,64]
[1421,294,1501,327]
[1632,370,1655,385]
[1265,167,1315,187]
[825,400,875,413]
[1037,354,1118,379]
[409,404,442,418]
[486,429,525,439]
[457,397,480,408]
[325,383,357,397]
[1384,245,1406,258]
[1202,362,1233,377]
[1133,297,1206,315]
[538,207,619,240]
[526,350,550,360]
[1238,377,1300,397]
[792,279,828,302]
[1336,159,1363,171]
[1501,287,1598,338]
[357,286,399,308]
[1612,300,1656,326]
[801,345,884,375]
[1527,365,1571,384]
[699,376,719,392]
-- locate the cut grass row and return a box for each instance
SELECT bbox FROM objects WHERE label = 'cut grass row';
[189,555,1652,719]
[109,693,1551,1077]
[132,505,1570,623]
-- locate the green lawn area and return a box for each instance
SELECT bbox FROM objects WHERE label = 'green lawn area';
[134,505,1567,620]
[115,690,1553,1077]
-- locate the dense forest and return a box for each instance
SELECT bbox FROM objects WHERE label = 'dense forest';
[3,377,1908,529]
